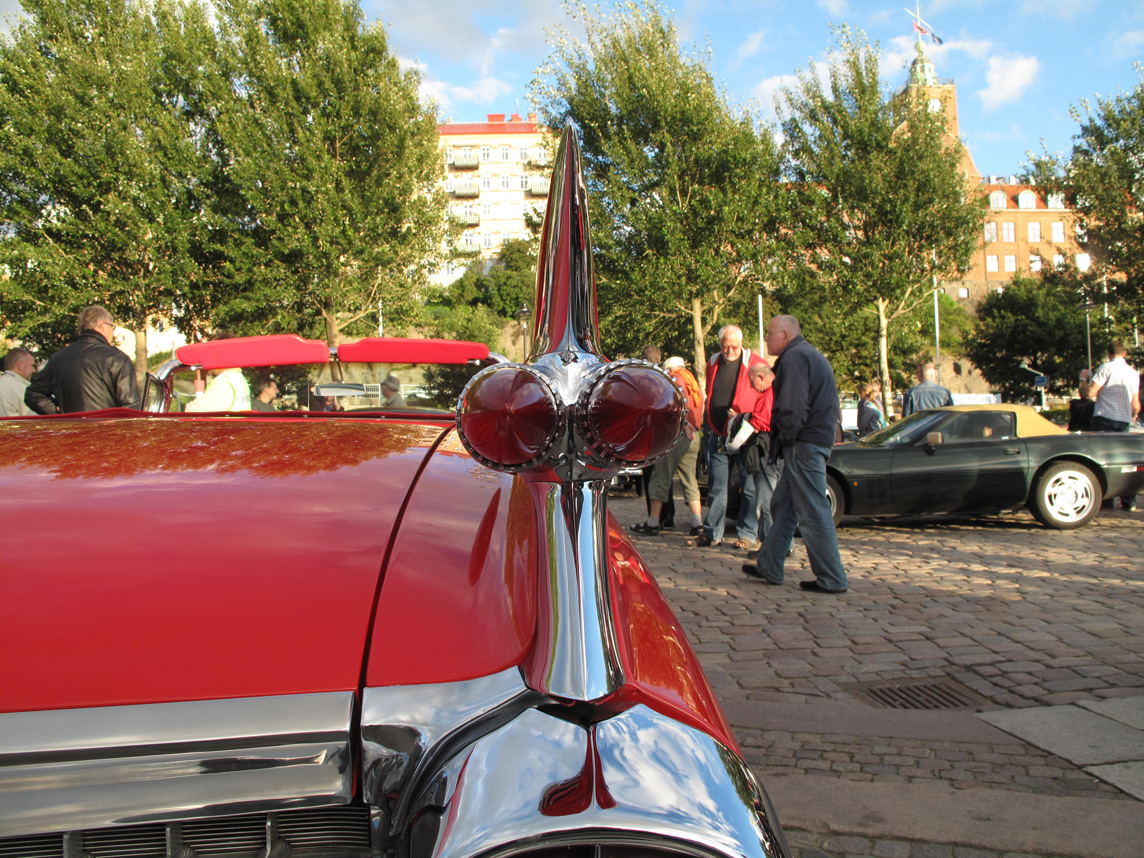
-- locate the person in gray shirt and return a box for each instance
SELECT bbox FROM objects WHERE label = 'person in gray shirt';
[901,363,953,416]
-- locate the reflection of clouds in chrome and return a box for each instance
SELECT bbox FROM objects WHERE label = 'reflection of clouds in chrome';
[596,707,748,840]
[442,711,586,855]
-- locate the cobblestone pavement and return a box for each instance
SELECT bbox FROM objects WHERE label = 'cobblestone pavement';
[609,496,1144,858]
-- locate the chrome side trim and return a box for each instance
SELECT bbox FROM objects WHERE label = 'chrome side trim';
[0,692,355,837]
[402,704,787,858]
[359,669,532,807]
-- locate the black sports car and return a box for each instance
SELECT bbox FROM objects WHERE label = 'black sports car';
[825,405,1144,529]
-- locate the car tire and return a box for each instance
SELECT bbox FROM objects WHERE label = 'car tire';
[1029,461,1102,529]
[826,474,844,527]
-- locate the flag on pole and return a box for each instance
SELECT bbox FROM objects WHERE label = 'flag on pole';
[907,7,944,45]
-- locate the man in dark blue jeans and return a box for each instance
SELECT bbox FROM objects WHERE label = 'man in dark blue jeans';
[742,315,848,594]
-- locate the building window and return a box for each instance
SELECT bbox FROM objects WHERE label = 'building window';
[958,286,969,298]
[482,231,493,249]
[500,146,509,161]
[481,175,491,190]
[984,222,997,243]
[444,179,454,193]
[480,146,490,162]
[1030,254,1042,272]
[445,147,454,164]
[501,174,512,190]
[1001,222,1015,243]
[1018,190,1037,210]
[1047,193,1065,210]
[1051,221,1065,242]
[520,175,529,190]
[520,146,529,162]
[986,255,998,272]
[482,202,492,217]
[1028,222,1041,242]
[989,190,1008,209]
[1004,255,1017,272]
[1053,254,1064,268]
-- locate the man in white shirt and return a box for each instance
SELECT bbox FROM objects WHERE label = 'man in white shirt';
[0,348,34,416]
[1089,341,1140,510]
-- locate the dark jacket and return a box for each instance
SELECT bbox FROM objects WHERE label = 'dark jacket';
[769,335,839,449]
[25,330,140,414]
[857,400,885,437]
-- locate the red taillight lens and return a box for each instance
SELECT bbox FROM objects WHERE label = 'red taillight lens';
[582,364,684,465]
[457,366,563,470]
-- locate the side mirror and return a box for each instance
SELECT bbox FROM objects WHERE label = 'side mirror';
[925,431,943,447]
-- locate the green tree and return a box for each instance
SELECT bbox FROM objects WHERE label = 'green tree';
[208,0,448,345]
[1032,66,1143,317]
[778,29,982,414]
[0,0,220,373]
[530,0,785,379]
[443,238,537,319]
[962,275,1095,401]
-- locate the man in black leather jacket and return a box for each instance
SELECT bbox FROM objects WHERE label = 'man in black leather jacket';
[25,306,139,414]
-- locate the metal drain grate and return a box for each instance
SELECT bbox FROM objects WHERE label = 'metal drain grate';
[845,679,987,711]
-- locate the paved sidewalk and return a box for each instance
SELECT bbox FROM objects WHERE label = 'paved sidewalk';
[610,495,1144,858]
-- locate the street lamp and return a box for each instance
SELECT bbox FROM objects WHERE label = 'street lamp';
[1077,253,1092,371]
[1019,362,1047,411]
[514,304,532,359]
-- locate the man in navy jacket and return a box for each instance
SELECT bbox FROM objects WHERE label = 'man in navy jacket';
[743,315,848,594]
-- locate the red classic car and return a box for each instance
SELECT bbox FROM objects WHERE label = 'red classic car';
[0,126,790,858]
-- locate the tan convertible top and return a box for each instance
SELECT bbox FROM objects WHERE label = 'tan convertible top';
[929,404,1067,437]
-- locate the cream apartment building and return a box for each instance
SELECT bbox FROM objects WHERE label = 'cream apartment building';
[431,113,554,286]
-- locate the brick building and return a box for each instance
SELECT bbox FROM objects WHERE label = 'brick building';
[900,39,1084,305]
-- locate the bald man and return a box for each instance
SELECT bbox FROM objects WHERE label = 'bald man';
[743,315,848,594]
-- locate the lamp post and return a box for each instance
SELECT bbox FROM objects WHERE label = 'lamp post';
[1019,362,1047,411]
[1076,253,1092,371]
[514,304,532,360]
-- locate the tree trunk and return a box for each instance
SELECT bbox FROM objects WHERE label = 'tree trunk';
[323,311,340,349]
[691,297,707,396]
[134,322,148,385]
[876,298,893,419]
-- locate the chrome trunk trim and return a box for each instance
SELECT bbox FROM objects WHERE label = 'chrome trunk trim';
[0,693,355,837]
[529,481,624,702]
[400,703,786,858]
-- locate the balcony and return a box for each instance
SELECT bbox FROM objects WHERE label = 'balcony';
[528,155,550,168]
[528,179,550,197]
[453,183,480,198]
[453,211,480,226]
[455,240,481,254]
[451,153,480,170]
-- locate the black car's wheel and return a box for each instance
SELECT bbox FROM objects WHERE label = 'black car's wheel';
[1030,461,1101,529]
[826,474,844,527]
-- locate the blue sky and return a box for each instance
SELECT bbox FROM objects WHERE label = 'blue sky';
[2,0,1141,176]
[362,0,1144,177]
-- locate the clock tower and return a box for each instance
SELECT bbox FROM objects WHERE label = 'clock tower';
[902,38,981,183]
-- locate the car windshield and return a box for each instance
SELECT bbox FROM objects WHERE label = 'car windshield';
[858,411,948,447]
[165,361,485,416]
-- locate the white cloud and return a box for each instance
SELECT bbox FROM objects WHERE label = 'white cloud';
[732,29,766,70]
[817,0,847,16]
[1019,0,1086,20]
[1108,30,1144,62]
[979,54,1039,111]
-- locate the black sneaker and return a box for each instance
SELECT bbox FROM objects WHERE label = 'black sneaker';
[629,522,662,535]
[799,580,847,594]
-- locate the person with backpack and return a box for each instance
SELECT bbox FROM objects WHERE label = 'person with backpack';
[631,355,705,535]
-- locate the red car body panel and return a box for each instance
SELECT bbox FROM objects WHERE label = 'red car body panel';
[0,417,441,713]
[1,415,736,750]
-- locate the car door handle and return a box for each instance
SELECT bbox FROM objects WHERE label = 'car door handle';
[1003,447,1020,455]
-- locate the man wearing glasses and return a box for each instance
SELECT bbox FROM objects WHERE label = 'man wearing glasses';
[25,305,140,414]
